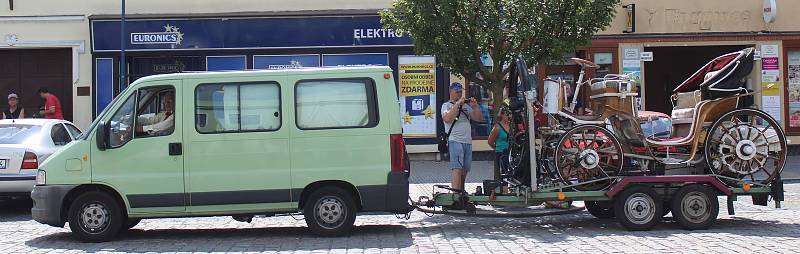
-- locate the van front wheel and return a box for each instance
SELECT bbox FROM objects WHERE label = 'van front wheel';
[67,191,124,242]
[303,186,357,236]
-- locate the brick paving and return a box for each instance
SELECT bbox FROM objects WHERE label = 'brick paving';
[1,160,799,253]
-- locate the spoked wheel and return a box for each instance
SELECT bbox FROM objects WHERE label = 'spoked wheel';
[705,108,787,186]
[554,125,623,191]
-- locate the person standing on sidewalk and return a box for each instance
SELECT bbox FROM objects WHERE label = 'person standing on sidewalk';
[38,88,64,120]
[441,82,483,191]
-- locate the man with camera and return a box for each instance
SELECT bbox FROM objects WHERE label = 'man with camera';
[441,82,483,191]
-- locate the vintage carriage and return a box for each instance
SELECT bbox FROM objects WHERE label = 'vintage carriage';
[528,47,787,191]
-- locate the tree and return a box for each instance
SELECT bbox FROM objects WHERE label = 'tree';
[380,0,619,111]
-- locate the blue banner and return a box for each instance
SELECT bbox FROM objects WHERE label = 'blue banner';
[207,56,247,71]
[254,55,320,69]
[322,53,389,67]
[91,16,412,52]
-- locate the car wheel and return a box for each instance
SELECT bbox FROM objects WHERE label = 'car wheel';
[303,186,357,237]
[614,185,662,231]
[67,191,124,242]
[671,184,719,230]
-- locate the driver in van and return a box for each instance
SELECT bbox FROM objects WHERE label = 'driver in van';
[136,92,175,136]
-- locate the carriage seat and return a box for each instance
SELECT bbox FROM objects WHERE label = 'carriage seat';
[671,91,701,124]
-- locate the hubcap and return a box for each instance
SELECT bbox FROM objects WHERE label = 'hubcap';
[624,193,655,225]
[735,140,757,161]
[81,203,110,233]
[681,191,711,223]
[315,196,346,229]
[579,150,600,169]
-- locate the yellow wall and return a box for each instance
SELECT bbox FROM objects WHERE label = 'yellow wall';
[601,0,797,34]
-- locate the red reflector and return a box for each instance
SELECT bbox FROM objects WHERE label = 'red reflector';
[384,73,391,79]
[21,151,38,169]
[390,134,406,172]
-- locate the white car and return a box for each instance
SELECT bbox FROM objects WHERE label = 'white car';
[0,119,81,199]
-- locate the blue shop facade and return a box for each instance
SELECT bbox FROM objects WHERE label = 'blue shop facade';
[89,14,489,144]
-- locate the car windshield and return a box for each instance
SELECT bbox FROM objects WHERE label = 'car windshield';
[0,124,42,145]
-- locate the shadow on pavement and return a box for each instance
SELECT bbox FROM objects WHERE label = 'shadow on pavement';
[25,224,413,252]
[413,211,800,243]
[0,198,33,222]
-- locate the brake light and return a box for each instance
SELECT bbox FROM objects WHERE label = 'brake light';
[390,134,406,172]
[21,151,38,169]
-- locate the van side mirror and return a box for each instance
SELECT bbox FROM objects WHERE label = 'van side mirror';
[96,121,109,151]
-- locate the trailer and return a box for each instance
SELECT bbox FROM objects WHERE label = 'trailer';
[414,54,786,231]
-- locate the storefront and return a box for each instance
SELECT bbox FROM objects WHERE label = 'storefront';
[89,14,455,144]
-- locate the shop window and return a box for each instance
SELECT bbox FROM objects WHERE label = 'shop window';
[295,79,377,129]
[593,52,614,78]
[788,50,800,129]
[195,82,281,133]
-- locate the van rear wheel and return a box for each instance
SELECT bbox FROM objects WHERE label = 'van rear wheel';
[303,186,357,237]
[67,191,124,242]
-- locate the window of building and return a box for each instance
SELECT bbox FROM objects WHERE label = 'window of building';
[195,82,281,133]
[295,79,377,129]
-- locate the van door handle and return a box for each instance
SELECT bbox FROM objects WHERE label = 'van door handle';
[168,142,182,156]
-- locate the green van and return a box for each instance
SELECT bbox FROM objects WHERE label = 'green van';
[31,66,410,242]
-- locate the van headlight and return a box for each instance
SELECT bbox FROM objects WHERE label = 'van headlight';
[36,170,46,185]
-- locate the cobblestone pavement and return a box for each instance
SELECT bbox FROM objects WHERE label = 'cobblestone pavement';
[1,161,799,253]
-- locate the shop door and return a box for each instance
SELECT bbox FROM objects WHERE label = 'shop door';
[0,49,72,120]
[785,47,800,134]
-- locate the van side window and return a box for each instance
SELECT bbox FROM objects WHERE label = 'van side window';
[195,82,281,133]
[295,79,378,130]
[108,95,136,148]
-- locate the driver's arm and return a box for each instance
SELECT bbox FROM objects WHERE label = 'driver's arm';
[142,114,174,134]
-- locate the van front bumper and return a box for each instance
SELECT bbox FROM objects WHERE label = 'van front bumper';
[359,171,411,213]
[31,184,77,227]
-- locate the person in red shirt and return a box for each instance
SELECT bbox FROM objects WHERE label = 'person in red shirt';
[38,88,64,120]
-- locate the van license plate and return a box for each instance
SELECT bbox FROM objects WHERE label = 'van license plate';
[0,159,6,169]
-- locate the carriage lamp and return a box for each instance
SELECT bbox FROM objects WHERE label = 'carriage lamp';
[623,4,635,33]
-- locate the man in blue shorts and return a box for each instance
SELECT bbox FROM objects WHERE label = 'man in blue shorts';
[441,82,483,191]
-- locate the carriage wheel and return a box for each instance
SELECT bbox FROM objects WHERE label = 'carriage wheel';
[554,125,623,191]
[705,108,787,186]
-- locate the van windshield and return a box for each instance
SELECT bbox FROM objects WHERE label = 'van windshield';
[0,124,42,145]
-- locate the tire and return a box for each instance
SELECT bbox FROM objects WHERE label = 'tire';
[614,185,662,231]
[124,219,141,230]
[671,184,719,230]
[303,186,357,237]
[67,191,124,242]
[586,201,615,219]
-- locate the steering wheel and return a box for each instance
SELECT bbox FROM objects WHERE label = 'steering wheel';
[571,58,600,69]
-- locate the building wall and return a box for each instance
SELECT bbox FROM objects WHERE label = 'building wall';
[0,1,393,129]
[600,0,798,34]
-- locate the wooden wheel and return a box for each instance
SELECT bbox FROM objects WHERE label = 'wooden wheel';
[554,125,623,191]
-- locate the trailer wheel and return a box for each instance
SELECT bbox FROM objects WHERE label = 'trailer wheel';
[671,184,718,230]
[586,201,614,219]
[614,185,662,231]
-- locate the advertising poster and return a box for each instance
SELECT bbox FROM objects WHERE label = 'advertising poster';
[398,55,437,137]
[788,51,800,127]
[760,45,781,122]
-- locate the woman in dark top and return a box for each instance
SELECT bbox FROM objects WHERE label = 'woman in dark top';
[3,93,25,119]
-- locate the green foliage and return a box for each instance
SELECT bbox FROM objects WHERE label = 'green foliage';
[380,0,619,88]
